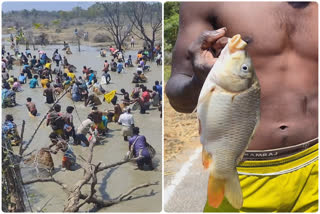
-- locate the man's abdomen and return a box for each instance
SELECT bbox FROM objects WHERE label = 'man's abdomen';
[248,52,318,151]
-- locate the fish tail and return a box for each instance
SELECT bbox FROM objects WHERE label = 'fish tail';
[202,147,212,169]
[224,170,243,209]
[207,172,225,208]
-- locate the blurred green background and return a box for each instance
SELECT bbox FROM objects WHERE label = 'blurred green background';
[164,2,179,81]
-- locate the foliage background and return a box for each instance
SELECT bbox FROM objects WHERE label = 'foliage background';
[164,2,179,69]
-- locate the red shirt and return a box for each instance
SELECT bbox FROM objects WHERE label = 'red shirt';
[142,91,150,103]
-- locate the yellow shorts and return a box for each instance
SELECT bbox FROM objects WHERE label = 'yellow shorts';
[204,143,318,212]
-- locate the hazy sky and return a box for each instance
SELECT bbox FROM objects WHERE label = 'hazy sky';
[2,1,96,12]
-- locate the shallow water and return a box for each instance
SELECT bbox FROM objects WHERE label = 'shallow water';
[2,44,162,212]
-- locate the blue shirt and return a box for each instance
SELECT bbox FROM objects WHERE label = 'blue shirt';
[23,64,30,70]
[117,63,123,72]
[30,59,37,66]
[41,54,47,61]
[2,121,16,137]
[29,78,38,88]
[18,75,26,82]
[155,84,162,99]
[88,73,95,82]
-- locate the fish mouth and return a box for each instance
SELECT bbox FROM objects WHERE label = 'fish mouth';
[229,34,247,53]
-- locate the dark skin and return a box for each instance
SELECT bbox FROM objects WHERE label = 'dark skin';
[165,2,318,151]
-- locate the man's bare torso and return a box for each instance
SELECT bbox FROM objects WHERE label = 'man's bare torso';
[176,2,318,150]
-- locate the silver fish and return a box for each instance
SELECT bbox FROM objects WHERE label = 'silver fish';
[196,34,260,209]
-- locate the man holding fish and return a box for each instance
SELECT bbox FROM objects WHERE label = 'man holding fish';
[166,2,318,212]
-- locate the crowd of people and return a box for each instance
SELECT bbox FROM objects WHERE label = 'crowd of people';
[2,39,162,172]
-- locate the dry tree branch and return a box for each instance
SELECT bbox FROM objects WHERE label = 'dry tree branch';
[79,181,158,209]
[23,177,67,190]
[116,181,159,201]
[22,119,157,212]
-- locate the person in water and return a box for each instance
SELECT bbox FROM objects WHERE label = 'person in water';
[26,97,38,116]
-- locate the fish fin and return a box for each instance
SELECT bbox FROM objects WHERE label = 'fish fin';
[192,86,216,113]
[224,170,243,209]
[207,173,225,208]
[202,147,212,169]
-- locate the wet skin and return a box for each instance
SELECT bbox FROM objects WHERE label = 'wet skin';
[166,2,318,151]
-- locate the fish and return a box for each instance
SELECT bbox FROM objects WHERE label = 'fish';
[196,34,260,209]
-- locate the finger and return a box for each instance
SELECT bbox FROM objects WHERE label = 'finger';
[200,27,227,49]
[194,53,218,82]
[212,37,229,57]
[212,37,229,51]
[188,27,227,56]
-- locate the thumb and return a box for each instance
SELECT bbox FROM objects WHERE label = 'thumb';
[200,27,227,49]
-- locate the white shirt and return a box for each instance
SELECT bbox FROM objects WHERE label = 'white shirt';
[118,112,134,127]
[76,119,94,135]
[2,61,6,69]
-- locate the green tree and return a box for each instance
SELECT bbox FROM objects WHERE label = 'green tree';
[164,2,180,52]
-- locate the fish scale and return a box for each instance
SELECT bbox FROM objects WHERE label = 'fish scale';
[196,34,260,209]
[200,84,260,175]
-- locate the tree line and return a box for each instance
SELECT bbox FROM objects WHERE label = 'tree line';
[2,2,161,33]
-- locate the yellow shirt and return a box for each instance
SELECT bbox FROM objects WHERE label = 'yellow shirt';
[67,72,75,81]
[45,63,51,69]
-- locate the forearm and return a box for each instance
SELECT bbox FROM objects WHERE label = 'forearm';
[165,73,201,113]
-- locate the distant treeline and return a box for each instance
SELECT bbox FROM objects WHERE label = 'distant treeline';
[2,2,159,30]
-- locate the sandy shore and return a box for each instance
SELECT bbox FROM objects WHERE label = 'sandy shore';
[2,43,162,212]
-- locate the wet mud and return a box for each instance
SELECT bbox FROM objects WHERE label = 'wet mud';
[2,44,162,212]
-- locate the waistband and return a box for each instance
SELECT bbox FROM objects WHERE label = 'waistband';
[237,143,318,175]
[242,138,318,161]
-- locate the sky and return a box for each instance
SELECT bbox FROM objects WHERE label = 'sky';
[1,1,96,12]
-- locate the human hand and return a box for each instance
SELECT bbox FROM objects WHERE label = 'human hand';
[188,27,228,84]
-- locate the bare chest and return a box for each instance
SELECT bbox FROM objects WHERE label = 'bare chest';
[210,2,318,59]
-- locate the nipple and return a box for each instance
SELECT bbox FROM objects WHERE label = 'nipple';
[229,34,247,53]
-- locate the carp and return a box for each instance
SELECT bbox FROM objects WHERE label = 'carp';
[196,34,260,209]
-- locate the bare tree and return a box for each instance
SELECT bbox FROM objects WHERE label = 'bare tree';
[99,2,133,50]
[126,2,162,60]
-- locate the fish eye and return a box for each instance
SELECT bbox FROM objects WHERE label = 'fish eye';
[241,64,248,72]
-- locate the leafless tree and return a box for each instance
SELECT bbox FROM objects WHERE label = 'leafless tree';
[126,2,162,60]
[99,2,133,51]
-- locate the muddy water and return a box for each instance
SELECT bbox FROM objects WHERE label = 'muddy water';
[2,44,162,212]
